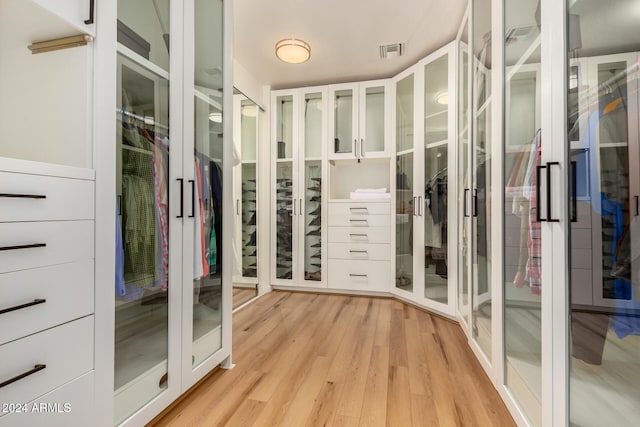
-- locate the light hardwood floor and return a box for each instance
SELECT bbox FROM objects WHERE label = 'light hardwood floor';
[150,291,515,427]
[233,286,257,308]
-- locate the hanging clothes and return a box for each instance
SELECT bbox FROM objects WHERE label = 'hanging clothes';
[194,158,204,280]
[115,199,125,296]
[522,132,542,295]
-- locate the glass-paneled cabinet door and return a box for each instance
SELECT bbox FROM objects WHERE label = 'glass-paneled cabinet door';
[502,0,542,424]
[471,0,492,363]
[395,72,415,294]
[424,50,452,308]
[114,0,173,420]
[273,93,297,282]
[359,82,387,158]
[189,0,224,372]
[567,1,640,424]
[301,90,325,284]
[329,84,358,159]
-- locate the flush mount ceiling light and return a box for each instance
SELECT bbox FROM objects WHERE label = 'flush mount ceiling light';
[436,92,449,105]
[275,38,311,64]
[209,112,222,123]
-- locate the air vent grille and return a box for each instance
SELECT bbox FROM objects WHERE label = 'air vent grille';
[379,42,405,59]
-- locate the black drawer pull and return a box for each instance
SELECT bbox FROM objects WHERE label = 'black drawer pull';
[0,364,46,389]
[0,299,46,315]
[0,243,46,252]
[349,274,367,278]
[0,193,46,199]
[350,207,368,213]
[349,250,368,254]
[84,0,95,25]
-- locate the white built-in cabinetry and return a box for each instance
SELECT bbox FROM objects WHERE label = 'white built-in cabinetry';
[393,41,458,316]
[328,80,390,160]
[271,87,328,287]
[0,158,95,427]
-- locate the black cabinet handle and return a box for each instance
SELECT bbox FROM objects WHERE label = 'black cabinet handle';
[635,196,639,217]
[0,193,46,199]
[188,180,195,218]
[547,162,560,222]
[349,274,367,278]
[176,178,184,218]
[418,196,423,217]
[84,0,95,25]
[0,299,46,315]
[535,165,547,222]
[0,364,46,389]
[571,161,577,222]
[0,243,46,252]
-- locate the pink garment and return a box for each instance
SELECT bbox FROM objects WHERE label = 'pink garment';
[195,158,209,278]
[153,138,169,289]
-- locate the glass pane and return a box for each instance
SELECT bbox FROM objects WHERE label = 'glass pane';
[117,0,170,71]
[424,55,449,304]
[114,55,170,424]
[276,95,294,159]
[304,93,323,282]
[241,162,257,278]
[192,0,224,367]
[396,75,414,153]
[396,152,414,292]
[568,0,640,424]
[304,160,322,281]
[503,0,542,424]
[459,29,470,324]
[364,86,385,153]
[334,89,353,154]
[425,55,449,144]
[472,0,492,361]
[276,162,293,280]
[305,93,323,158]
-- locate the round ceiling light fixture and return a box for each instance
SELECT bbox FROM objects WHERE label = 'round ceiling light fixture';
[275,38,311,64]
[436,92,449,105]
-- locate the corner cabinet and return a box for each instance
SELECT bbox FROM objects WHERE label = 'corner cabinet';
[393,41,458,317]
[328,80,391,160]
[271,87,328,288]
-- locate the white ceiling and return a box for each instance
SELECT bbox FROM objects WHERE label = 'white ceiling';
[233,0,467,89]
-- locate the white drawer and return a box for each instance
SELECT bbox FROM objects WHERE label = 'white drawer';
[0,372,93,427]
[328,202,390,216]
[0,316,93,408]
[0,261,94,345]
[0,172,94,222]
[328,243,391,261]
[0,221,93,274]
[328,226,390,244]
[328,214,391,227]
[328,260,390,292]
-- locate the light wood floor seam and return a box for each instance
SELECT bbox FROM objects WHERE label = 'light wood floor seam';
[149,292,515,427]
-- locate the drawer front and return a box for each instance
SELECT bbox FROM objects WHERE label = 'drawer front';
[0,221,94,274]
[328,214,391,227]
[0,372,93,426]
[328,226,390,244]
[328,260,390,292]
[328,202,390,216]
[0,261,94,345]
[328,243,391,261]
[0,172,94,222]
[0,316,93,407]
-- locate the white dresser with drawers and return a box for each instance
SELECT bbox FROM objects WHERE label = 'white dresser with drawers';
[327,200,391,292]
[0,157,95,427]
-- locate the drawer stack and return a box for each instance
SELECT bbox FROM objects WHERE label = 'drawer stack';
[327,200,391,292]
[0,158,94,427]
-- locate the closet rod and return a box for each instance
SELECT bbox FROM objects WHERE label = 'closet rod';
[28,34,93,54]
[116,108,169,131]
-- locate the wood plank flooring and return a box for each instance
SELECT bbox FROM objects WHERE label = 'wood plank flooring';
[233,286,257,308]
[150,291,515,427]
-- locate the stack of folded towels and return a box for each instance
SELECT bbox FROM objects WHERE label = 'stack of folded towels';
[349,188,391,200]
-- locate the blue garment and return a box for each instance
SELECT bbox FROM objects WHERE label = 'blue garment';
[115,199,125,296]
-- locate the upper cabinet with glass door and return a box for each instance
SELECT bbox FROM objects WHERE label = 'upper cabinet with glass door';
[328,80,389,160]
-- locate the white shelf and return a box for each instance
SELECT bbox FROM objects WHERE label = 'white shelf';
[425,109,447,120]
[276,158,294,163]
[426,140,448,149]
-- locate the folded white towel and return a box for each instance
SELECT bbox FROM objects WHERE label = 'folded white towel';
[353,188,387,193]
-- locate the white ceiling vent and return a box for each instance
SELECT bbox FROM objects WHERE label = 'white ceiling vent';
[379,42,405,59]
